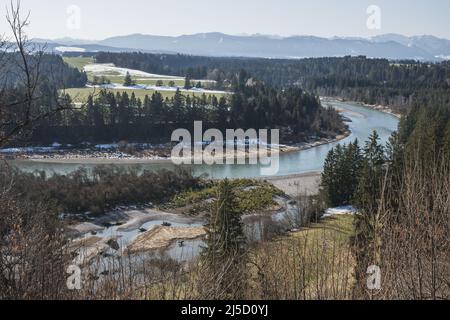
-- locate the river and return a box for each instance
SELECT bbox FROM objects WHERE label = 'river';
[25,100,399,267]
[10,100,400,178]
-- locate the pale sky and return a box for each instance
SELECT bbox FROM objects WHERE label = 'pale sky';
[0,0,449,40]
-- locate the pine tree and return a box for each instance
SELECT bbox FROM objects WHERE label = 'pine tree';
[143,95,151,122]
[107,92,118,126]
[354,131,385,212]
[321,148,337,207]
[184,74,192,89]
[353,131,386,291]
[354,131,385,219]
[151,92,164,124]
[202,180,246,263]
[123,72,135,87]
[85,95,95,126]
[217,96,229,129]
[343,140,363,203]
[321,142,363,207]
[201,179,247,299]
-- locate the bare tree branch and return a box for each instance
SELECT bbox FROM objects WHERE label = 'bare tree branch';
[0,1,88,147]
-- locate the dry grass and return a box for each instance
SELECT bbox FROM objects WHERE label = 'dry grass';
[248,215,356,300]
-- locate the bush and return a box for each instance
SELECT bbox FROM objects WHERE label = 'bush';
[1,164,201,215]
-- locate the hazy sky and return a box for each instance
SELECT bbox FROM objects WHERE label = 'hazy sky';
[0,0,449,40]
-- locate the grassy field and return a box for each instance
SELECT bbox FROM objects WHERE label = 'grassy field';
[288,214,355,247]
[89,74,214,88]
[64,87,227,103]
[63,56,226,103]
[64,56,211,86]
[167,179,284,216]
[63,56,95,71]
[248,214,356,299]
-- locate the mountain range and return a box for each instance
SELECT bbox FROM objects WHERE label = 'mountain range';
[35,33,450,61]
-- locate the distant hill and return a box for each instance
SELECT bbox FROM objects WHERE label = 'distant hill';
[28,41,176,55]
[371,34,450,59]
[32,33,450,61]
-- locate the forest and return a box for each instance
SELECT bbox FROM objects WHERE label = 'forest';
[96,52,450,112]
[320,95,449,298]
[0,52,87,146]
[30,70,345,145]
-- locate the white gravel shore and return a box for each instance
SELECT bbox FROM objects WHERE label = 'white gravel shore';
[261,171,322,197]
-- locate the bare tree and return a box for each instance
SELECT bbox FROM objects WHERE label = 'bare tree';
[0,0,73,148]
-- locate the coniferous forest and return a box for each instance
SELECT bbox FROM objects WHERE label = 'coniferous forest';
[96,52,450,112]
[30,71,345,145]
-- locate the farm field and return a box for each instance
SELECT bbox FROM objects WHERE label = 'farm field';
[248,214,356,299]
[63,56,226,102]
[63,56,94,71]
[64,56,213,85]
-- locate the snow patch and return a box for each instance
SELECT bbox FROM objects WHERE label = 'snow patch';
[435,55,450,60]
[84,63,183,79]
[322,206,357,219]
[55,46,86,53]
[86,83,229,95]
[0,146,58,154]
[95,144,119,150]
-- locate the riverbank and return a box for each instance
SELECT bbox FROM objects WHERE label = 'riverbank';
[320,96,402,119]
[1,133,350,165]
[66,208,206,265]
[5,100,399,178]
[262,171,322,197]
[1,96,354,165]
[65,180,301,265]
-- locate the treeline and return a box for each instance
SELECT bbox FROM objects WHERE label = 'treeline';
[0,53,87,89]
[321,97,449,299]
[95,52,450,112]
[1,165,201,215]
[95,52,219,80]
[32,71,345,144]
[0,53,87,146]
[322,99,450,208]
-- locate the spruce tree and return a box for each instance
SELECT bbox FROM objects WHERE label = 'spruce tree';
[353,131,386,291]
[354,131,385,213]
[321,142,363,207]
[184,74,192,89]
[86,95,95,126]
[201,179,247,299]
[343,140,363,203]
[321,148,338,207]
[202,179,246,263]
[217,96,229,129]
[123,72,134,87]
